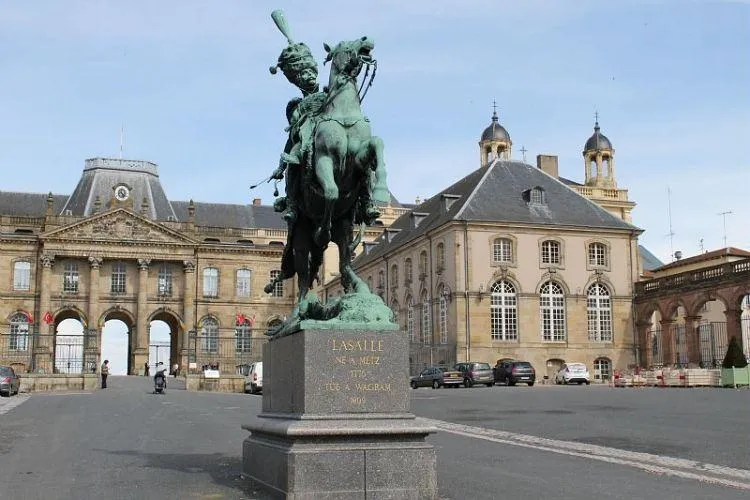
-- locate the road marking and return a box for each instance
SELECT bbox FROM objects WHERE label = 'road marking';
[0,394,31,415]
[422,418,750,490]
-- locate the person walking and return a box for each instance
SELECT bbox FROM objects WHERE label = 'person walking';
[172,363,179,378]
[101,360,110,389]
[144,362,150,377]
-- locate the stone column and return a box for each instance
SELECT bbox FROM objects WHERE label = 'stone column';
[724,308,743,347]
[660,319,676,367]
[595,154,603,185]
[35,254,55,373]
[182,261,196,356]
[635,320,652,368]
[135,258,151,374]
[85,257,103,373]
[683,316,702,367]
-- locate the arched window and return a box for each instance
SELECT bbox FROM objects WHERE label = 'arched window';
[540,281,566,341]
[406,295,415,342]
[13,261,31,291]
[587,283,612,342]
[203,267,219,297]
[269,270,283,297]
[111,262,126,294]
[490,280,517,341]
[541,240,561,265]
[10,312,30,351]
[390,264,398,289]
[420,290,431,344]
[366,276,373,291]
[377,270,385,291]
[157,264,172,296]
[201,316,219,353]
[436,243,445,272]
[492,238,512,263]
[593,358,612,381]
[438,289,448,344]
[530,187,545,205]
[235,320,252,353]
[588,242,608,267]
[63,262,79,293]
[419,251,428,277]
[404,258,413,285]
[236,269,252,297]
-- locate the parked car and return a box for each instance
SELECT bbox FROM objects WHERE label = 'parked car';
[454,362,494,387]
[494,360,536,386]
[410,366,463,389]
[0,365,21,397]
[554,363,591,385]
[244,361,263,394]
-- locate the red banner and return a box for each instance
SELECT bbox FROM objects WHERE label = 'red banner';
[43,311,53,324]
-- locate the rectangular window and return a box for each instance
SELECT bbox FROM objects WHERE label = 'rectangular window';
[493,239,512,263]
[203,268,219,297]
[236,269,252,297]
[10,319,30,351]
[588,243,607,267]
[63,262,79,293]
[157,265,172,296]
[13,261,31,291]
[235,325,253,353]
[111,262,126,294]
[541,241,560,265]
[270,270,283,297]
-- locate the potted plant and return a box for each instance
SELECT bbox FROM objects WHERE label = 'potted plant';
[721,336,750,387]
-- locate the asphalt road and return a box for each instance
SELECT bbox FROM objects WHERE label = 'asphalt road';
[0,377,748,499]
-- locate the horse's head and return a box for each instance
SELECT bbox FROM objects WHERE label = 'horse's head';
[323,36,375,82]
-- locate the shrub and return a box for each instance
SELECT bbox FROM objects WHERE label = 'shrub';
[722,336,748,369]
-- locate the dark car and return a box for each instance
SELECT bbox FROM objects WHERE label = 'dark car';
[494,360,536,386]
[410,366,463,389]
[0,365,21,396]
[454,362,494,387]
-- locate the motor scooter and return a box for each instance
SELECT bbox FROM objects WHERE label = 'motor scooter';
[154,369,167,394]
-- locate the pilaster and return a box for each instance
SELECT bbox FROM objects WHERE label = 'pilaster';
[683,316,702,367]
[724,308,743,345]
[135,259,151,367]
[34,253,55,373]
[182,260,196,356]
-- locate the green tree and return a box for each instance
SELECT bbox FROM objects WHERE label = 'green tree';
[722,336,748,368]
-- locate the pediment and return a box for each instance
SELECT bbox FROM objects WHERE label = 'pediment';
[43,208,195,244]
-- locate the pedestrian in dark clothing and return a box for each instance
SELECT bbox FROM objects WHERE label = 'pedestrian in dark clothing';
[101,360,110,389]
[144,362,150,377]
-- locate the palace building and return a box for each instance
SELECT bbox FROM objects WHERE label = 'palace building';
[324,111,649,380]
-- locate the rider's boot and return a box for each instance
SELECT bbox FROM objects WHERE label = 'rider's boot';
[282,200,297,223]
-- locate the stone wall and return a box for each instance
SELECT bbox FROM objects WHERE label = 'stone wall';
[19,373,98,393]
[185,374,245,393]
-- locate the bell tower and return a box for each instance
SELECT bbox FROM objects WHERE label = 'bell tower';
[583,115,616,188]
[479,102,512,167]
[572,116,635,222]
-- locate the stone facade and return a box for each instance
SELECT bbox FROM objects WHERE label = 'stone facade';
[0,158,296,375]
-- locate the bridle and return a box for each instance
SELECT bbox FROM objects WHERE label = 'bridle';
[325,45,377,105]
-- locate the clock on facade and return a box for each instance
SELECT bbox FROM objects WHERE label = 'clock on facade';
[114,185,130,201]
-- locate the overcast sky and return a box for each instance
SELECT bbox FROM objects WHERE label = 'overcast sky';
[1,0,748,266]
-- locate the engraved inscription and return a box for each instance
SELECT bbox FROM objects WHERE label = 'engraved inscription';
[323,336,394,407]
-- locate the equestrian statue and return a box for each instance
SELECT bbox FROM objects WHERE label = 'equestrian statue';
[260,9,395,337]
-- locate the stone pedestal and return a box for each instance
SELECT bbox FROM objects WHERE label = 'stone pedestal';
[242,327,437,499]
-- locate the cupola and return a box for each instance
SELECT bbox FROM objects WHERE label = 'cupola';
[583,116,616,188]
[479,102,512,167]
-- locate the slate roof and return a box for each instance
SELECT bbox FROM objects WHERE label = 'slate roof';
[651,247,750,273]
[61,158,177,220]
[638,245,664,271]
[0,191,69,217]
[354,160,640,268]
[171,201,287,230]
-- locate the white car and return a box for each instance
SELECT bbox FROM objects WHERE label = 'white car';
[554,363,591,385]
[244,361,263,394]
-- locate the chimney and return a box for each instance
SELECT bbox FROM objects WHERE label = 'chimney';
[536,154,559,179]
[252,198,262,206]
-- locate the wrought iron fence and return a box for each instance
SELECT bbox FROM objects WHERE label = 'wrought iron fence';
[0,332,98,374]
[699,322,727,368]
[187,331,268,374]
[648,327,663,367]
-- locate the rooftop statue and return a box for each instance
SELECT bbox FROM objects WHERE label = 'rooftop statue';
[262,10,395,336]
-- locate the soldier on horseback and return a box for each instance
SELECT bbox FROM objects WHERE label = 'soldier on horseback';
[268,14,382,227]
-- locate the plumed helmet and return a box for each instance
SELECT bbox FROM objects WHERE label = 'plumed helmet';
[270,42,317,76]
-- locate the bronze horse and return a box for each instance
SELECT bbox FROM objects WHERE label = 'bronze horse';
[266,36,388,325]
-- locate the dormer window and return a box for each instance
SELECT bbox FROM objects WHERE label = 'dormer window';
[523,186,546,205]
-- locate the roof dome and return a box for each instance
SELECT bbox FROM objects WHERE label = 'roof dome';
[480,111,511,143]
[584,122,613,151]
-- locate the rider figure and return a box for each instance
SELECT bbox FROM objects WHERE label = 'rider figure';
[269,35,382,226]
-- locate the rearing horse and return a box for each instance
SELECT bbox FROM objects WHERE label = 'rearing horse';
[267,36,389,324]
